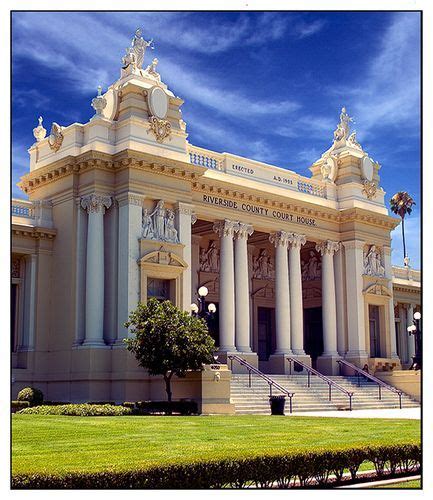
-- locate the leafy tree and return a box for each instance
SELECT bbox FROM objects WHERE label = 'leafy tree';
[390,191,416,265]
[124,298,216,402]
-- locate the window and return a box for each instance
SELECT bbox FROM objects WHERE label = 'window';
[11,284,18,352]
[147,278,170,302]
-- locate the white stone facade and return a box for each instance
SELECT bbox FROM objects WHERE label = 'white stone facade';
[11,32,420,402]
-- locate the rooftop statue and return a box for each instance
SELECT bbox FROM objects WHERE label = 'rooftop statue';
[122,28,154,71]
[333,106,353,144]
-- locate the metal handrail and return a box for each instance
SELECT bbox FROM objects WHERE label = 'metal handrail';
[336,359,403,409]
[287,357,353,411]
[228,354,295,413]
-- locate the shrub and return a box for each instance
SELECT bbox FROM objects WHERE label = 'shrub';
[17,404,133,417]
[11,443,421,489]
[135,400,198,415]
[11,401,30,413]
[17,387,44,407]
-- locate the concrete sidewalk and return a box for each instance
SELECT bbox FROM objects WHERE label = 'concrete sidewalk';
[288,407,420,419]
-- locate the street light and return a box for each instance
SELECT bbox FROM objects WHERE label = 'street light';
[407,311,422,370]
[191,286,217,324]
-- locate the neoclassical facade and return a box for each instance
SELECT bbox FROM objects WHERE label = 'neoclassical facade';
[11,32,420,402]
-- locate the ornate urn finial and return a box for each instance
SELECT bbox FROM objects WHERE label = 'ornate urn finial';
[91,85,107,117]
[33,116,46,142]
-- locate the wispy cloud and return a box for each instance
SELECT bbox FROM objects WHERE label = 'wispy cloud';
[329,13,420,138]
[294,19,326,39]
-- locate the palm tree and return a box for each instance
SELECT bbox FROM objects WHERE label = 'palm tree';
[390,191,416,265]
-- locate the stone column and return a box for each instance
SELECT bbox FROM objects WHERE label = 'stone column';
[269,231,292,358]
[175,203,196,312]
[316,240,341,374]
[407,303,415,362]
[234,223,254,352]
[213,219,239,352]
[116,193,143,341]
[288,233,306,355]
[81,193,112,347]
[23,254,37,350]
[342,240,369,365]
[383,246,399,359]
[73,198,87,346]
[334,244,347,356]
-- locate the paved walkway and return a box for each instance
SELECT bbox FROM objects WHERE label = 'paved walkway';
[288,407,420,419]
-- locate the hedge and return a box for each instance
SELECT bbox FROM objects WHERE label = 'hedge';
[12,444,420,489]
[11,401,30,413]
[17,404,133,417]
[17,387,44,406]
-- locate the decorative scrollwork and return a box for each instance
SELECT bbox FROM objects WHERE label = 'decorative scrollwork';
[48,122,64,152]
[148,116,171,143]
[362,180,378,199]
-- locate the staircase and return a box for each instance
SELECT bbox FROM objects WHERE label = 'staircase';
[231,374,420,414]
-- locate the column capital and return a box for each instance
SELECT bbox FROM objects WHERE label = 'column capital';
[341,240,365,251]
[115,192,144,207]
[288,233,306,249]
[81,193,112,214]
[213,219,239,238]
[316,240,341,256]
[269,230,290,248]
[235,222,254,240]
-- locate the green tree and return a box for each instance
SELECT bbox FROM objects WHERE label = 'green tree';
[390,191,416,264]
[124,298,216,402]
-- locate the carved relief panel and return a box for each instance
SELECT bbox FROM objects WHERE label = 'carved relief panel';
[142,200,179,244]
[363,245,385,277]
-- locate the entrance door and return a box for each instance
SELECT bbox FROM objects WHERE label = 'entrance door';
[303,307,323,368]
[369,305,381,357]
[257,307,275,361]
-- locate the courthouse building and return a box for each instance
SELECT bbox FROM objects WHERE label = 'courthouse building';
[11,30,421,403]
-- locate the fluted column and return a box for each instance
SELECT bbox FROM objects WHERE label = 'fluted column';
[316,240,340,356]
[235,223,254,352]
[213,219,239,351]
[407,303,416,362]
[383,245,398,359]
[269,231,292,354]
[81,193,112,346]
[288,233,306,354]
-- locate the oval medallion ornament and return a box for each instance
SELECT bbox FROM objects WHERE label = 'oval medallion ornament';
[361,156,374,181]
[148,87,168,119]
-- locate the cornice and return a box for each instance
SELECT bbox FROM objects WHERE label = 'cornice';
[12,224,57,239]
[18,149,206,195]
[339,207,400,231]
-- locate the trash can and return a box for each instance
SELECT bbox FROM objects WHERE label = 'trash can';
[269,395,286,415]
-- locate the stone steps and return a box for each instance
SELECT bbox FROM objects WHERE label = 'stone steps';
[230,374,419,414]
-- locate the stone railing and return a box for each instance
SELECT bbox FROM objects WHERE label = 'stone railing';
[188,145,223,171]
[297,180,326,198]
[392,265,421,283]
[11,199,34,218]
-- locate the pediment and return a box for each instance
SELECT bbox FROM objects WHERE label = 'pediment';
[363,282,392,297]
[140,250,187,268]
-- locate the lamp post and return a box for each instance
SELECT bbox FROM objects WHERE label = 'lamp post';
[190,286,217,325]
[407,311,422,370]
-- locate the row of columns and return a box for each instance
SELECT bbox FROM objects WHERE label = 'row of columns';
[213,218,342,358]
[397,303,416,363]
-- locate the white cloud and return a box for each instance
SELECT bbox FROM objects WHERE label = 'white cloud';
[294,19,326,39]
[329,13,420,137]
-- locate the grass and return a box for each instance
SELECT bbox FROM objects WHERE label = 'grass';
[12,414,420,475]
[373,479,421,488]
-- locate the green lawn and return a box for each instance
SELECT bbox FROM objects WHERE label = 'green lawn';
[373,479,421,488]
[12,414,420,475]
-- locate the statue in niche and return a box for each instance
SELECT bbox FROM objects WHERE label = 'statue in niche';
[364,245,385,277]
[142,208,154,239]
[199,240,219,273]
[302,250,321,281]
[151,200,166,240]
[252,249,274,279]
[141,200,179,243]
[164,210,178,242]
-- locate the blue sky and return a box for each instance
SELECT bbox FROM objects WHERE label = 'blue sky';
[11,11,421,268]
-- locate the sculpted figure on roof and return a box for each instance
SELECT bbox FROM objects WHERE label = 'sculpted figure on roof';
[122,28,154,70]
